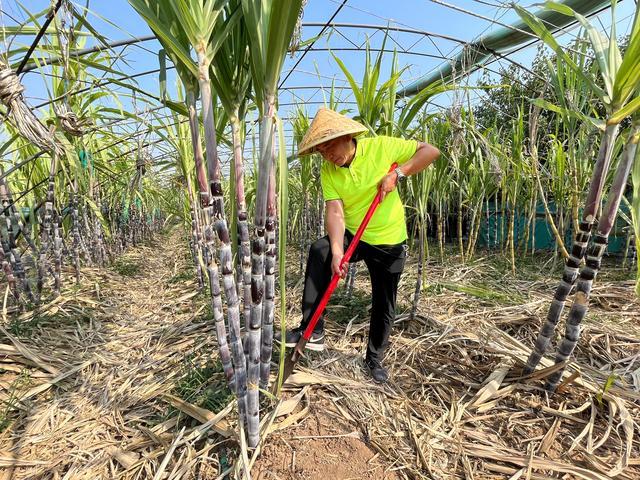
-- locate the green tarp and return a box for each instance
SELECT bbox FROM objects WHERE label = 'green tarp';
[397,0,610,97]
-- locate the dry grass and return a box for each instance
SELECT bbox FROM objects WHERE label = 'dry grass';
[0,229,236,479]
[0,230,638,479]
[275,249,640,479]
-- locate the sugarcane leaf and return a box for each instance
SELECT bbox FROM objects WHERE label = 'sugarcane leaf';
[544,1,616,99]
[514,4,606,103]
[83,195,112,239]
[109,79,188,116]
[207,3,241,63]
[0,26,91,38]
[610,96,640,125]
[529,97,606,131]
[71,6,111,50]
[332,52,364,110]
[264,0,303,94]
[128,0,198,77]
[612,6,640,108]
[608,0,622,80]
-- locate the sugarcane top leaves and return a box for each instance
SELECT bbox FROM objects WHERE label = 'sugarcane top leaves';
[241,0,304,113]
[210,0,252,121]
[514,1,640,125]
[128,0,240,80]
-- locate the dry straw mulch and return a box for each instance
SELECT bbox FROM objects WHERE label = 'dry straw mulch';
[268,249,640,479]
[0,230,638,479]
[0,229,236,479]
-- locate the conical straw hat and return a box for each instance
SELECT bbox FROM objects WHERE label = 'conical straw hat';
[297,108,367,156]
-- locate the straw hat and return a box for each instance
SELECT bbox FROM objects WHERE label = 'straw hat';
[297,108,367,155]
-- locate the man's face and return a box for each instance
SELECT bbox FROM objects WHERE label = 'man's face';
[316,135,354,167]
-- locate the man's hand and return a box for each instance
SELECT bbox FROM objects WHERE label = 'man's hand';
[378,171,399,201]
[331,253,348,278]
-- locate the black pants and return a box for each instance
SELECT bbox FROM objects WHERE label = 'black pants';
[299,232,406,365]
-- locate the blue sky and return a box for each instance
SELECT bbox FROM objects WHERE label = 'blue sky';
[2,0,637,160]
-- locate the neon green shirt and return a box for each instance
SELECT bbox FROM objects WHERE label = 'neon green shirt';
[320,136,418,245]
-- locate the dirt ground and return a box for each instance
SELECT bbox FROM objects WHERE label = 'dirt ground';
[1,227,639,479]
[253,396,400,480]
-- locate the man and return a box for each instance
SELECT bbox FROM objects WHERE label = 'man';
[284,108,440,383]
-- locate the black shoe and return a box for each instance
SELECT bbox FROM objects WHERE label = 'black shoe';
[279,327,325,351]
[365,359,389,384]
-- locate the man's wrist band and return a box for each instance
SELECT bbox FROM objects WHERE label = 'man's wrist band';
[394,166,407,182]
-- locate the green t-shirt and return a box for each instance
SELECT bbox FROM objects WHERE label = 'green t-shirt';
[320,136,418,245]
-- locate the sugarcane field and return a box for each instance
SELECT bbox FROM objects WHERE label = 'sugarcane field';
[1,0,640,478]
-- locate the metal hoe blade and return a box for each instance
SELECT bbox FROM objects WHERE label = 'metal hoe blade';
[274,337,307,392]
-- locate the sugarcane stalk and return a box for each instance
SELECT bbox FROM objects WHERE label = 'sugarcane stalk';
[185,175,204,289]
[410,221,425,321]
[260,160,277,389]
[95,191,107,265]
[70,191,81,283]
[493,194,499,248]
[437,201,444,261]
[186,90,209,207]
[317,192,324,237]
[185,88,209,289]
[206,239,235,387]
[299,190,307,275]
[192,60,235,390]
[508,200,516,274]
[52,210,62,296]
[0,249,18,302]
[247,95,276,448]
[466,202,481,259]
[37,153,58,297]
[500,189,506,254]
[0,180,33,302]
[81,208,92,260]
[545,122,639,391]
[345,262,357,299]
[198,54,248,423]
[231,116,252,341]
[524,123,619,374]
[457,181,464,262]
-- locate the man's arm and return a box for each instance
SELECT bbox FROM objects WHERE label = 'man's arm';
[379,141,440,200]
[325,199,348,278]
[398,141,440,176]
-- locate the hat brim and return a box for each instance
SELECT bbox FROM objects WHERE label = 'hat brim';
[297,127,367,156]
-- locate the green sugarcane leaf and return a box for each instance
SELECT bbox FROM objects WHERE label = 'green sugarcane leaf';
[264,0,303,94]
[109,79,188,116]
[610,96,640,124]
[529,97,606,131]
[0,135,19,156]
[83,195,112,239]
[295,34,321,50]
[0,26,91,38]
[332,52,364,111]
[71,7,111,50]
[128,0,198,77]
[544,1,617,99]
[207,3,241,63]
[514,4,606,103]
[608,0,622,81]
[242,0,267,112]
[612,7,640,108]
[618,197,632,226]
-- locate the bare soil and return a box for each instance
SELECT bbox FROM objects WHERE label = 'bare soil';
[253,397,399,480]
